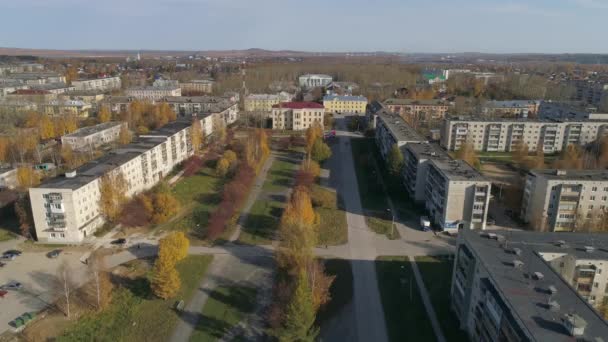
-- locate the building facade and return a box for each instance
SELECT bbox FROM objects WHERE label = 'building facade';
[481,100,540,118]
[244,93,293,112]
[180,80,214,94]
[125,86,181,101]
[521,169,608,232]
[374,110,425,160]
[322,95,368,114]
[298,74,332,89]
[384,99,451,120]
[71,76,122,92]
[40,100,92,117]
[271,102,324,131]
[61,121,126,151]
[441,117,608,153]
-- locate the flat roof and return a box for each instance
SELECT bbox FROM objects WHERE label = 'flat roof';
[323,95,367,102]
[62,121,123,138]
[127,86,180,91]
[484,100,539,108]
[461,229,608,340]
[164,96,226,104]
[430,159,487,182]
[446,116,608,124]
[383,98,448,106]
[405,142,451,161]
[529,169,608,181]
[272,102,324,109]
[376,110,426,143]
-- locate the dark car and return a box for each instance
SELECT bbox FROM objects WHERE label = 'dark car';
[0,262,5,268]
[47,250,62,259]
[3,250,22,257]
[1,282,23,291]
[487,215,496,225]
[1,254,16,261]
[111,238,127,245]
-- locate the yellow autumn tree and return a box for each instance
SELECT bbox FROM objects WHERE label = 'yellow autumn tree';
[17,167,40,189]
[98,173,127,222]
[61,144,75,168]
[158,232,190,265]
[215,157,231,177]
[149,192,180,224]
[150,252,181,300]
[39,115,55,140]
[23,112,40,128]
[454,141,480,169]
[281,187,317,228]
[305,123,323,155]
[0,137,10,163]
[98,106,111,123]
[554,144,584,170]
[118,125,132,145]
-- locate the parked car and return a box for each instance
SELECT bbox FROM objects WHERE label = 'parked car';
[487,215,496,225]
[111,238,127,245]
[47,250,62,259]
[1,254,16,261]
[1,282,23,291]
[3,250,22,257]
[420,216,431,231]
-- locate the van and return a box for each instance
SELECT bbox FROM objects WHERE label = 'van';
[420,216,431,231]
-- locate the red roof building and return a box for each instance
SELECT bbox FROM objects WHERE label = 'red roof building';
[271,101,324,109]
[10,89,51,95]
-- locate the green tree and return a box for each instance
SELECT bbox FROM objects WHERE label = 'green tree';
[273,271,318,342]
[310,139,331,162]
[387,144,404,177]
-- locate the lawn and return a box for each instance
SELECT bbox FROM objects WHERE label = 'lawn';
[58,255,214,342]
[262,157,297,192]
[367,216,400,240]
[0,228,16,241]
[376,256,436,342]
[313,185,348,246]
[189,286,257,342]
[157,168,224,242]
[415,256,469,342]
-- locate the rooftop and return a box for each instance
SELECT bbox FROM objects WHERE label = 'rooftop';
[484,100,539,108]
[405,142,451,162]
[62,121,123,138]
[164,96,227,104]
[299,74,332,78]
[323,95,368,102]
[529,169,608,181]
[461,229,608,341]
[9,89,51,95]
[126,86,180,91]
[376,109,426,143]
[430,159,487,182]
[30,83,74,91]
[446,116,608,124]
[182,79,214,84]
[383,98,448,106]
[272,101,324,109]
[367,100,384,115]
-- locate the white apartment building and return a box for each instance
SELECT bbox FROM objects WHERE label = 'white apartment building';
[100,96,135,114]
[0,167,18,189]
[374,110,426,160]
[521,169,608,232]
[3,72,66,85]
[425,159,491,231]
[402,142,451,202]
[30,121,197,244]
[245,93,293,112]
[153,79,179,88]
[298,74,333,89]
[452,229,608,342]
[0,82,29,97]
[71,76,122,92]
[271,102,324,131]
[180,80,214,94]
[30,83,76,94]
[441,117,608,153]
[481,100,540,118]
[61,121,127,151]
[125,86,181,101]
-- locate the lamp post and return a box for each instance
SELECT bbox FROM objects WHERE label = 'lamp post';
[387,208,395,238]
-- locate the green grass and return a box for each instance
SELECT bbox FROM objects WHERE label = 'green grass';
[0,229,16,241]
[313,185,348,246]
[317,259,353,325]
[376,256,436,342]
[59,255,213,342]
[415,256,469,342]
[189,286,257,342]
[367,216,400,240]
[262,158,297,192]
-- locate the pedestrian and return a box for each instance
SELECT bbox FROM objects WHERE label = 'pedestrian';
[137,244,141,249]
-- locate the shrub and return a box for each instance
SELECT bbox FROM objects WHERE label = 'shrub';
[311,186,336,209]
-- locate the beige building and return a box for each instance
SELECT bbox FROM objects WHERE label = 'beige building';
[441,117,608,153]
[125,86,181,101]
[384,98,451,120]
[30,121,197,244]
[482,100,540,118]
[3,72,66,85]
[41,100,92,117]
[452,229,608,342]
[6,89,57,102]
[59,91,106,105]
[71,76,121,92]
[30,83,76,94]
[99,96,135,114]
[0,82,29,97]
[180,80,214,94]
[245,93,293,112]
[322,95,367,114]
[61,121,126,151]
[0,167,18,189]
[521,169,608,232]
[271,102,324,131]
[374,109,425,160]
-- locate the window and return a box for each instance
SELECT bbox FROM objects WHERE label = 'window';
[593,187,598,191]
[591,196,596,201]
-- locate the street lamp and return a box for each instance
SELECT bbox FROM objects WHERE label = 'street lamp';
[387,208,395,238]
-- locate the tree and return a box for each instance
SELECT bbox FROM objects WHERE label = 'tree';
[511,140,529,166]
[310,139,331,162]
[85,252,113,310]
[14,195,34,238]
[0,137,9,163]
[17,167,40,189]
[272,271,318,342]
[527,146,545,170]
[301,160,320,179]
[61,144,75,168]
[98,106,111,123]
[305,123,323,156]
[454,141,480,169]
[98,173,127,222]
[118,125,132,145]
[387,144,404,177]
[39,115,55,140]
[215,157,231,177]
[281,188,317,228]
[149,192,180,224]
[191,119,203,153]
[224,150,238,168]
[151,252,181,300]
[158,232,190,265]
[554,144,583,170]
[56,261,75,318]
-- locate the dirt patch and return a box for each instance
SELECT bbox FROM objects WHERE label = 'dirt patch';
[481,162,521,184]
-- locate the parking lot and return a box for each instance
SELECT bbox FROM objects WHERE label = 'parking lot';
[0,238,88,334]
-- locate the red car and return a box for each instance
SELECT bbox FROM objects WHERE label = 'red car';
[0,290,7,299]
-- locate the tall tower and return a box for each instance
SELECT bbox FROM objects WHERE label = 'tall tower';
[137,52,141,61]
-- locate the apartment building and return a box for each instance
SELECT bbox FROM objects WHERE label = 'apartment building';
[6,89,57,102]
[365,100,385,129]
[163,96,239,125]
[3,72,66,85]
[538,101,608,121]
[383,98,450,120]
[99,96,135,114]
[481,100,540,118]
[244,93,293,112]
[0,63,44,75]
[0,81,29,97]
[452,229,608,341]
[71,76,121,92]
[61,122,126,151]
[322,95,368,114]
[298,74,333,89]
[125,86,181,101]
[180,80,214,94]
[30,83,76,94]
[374,110,425,160]
[30,121,196,243]
[521,169,608,232]
[152,79,179,88]
[59,91,106,105]
[271,102,324,131]
[572,80,608,108]
[425,159,490,231]
[402,142,451,202]
[40,100,92,117]
[441,117,608,153]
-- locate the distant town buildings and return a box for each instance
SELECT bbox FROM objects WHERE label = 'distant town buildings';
[271,102,324,131]
[61,121,126,151]
[452,229,608,341]
[298,74,332,89]
[482,100,540,118]
[40,100,92,117]
[571,80,608,108]
[538,101,608,121]
[163,96,238,125]
[383,98,450,120]
[152,78,179,88]
[2,72,66,85]
[125,86,181,101]
[180,79,214,94]
[71,76,121,92]
[244,93,293,112]
[322,95,367,114]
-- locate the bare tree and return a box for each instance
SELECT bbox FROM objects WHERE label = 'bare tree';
[85,252,113,310]
[56,261,75,319]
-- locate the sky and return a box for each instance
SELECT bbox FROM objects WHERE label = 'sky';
[0,0,607,53]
